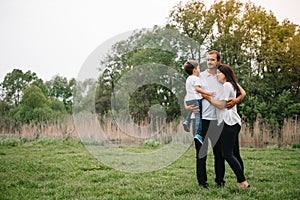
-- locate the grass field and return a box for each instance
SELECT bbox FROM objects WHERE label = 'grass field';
[0,137,299,200]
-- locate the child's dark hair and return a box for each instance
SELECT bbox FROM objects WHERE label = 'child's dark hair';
[183,60,199,75]
[217,64,241,97]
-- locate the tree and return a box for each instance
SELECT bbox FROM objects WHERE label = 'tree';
[167,0,300,126]
[21,85,47,109]
[96,26,193,122]
[168,0,215,63]
[46,75,76,113]
[0,99,12,130]
[73,78,97,114]
[1,69,40,106]
[48,97,67,113]
[11,85,53,123]
[209,0,245,65]
[283,32,300,102]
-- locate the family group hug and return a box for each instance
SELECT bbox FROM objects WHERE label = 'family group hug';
[182,50,250,189]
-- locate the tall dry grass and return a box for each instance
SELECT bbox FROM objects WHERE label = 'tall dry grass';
[1,115,299,147]
[240,116,300,147]
[0,115,76,139]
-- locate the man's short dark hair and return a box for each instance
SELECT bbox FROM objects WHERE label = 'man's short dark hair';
[208,50,221,62]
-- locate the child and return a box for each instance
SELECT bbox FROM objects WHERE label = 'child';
[183,60,214,144]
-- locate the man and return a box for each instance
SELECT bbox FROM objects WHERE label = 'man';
[186,50,245,188]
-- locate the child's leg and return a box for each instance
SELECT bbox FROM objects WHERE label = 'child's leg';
[193,99,204,144]
[183,100,198,132]
[184,111,192,124]
[197,99,202,135]
[194,112,201,135]
[183,111,192,132]
[193,99,203,135]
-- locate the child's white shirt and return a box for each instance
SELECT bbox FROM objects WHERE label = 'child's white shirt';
[185,75,203,101]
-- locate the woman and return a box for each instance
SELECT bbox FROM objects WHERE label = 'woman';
[206,64,250,188]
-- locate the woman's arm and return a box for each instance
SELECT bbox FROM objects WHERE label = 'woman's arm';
[195,85,215,96]
[203,94,226,109]
[210,98,226,109]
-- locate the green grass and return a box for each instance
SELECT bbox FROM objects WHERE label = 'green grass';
[0,137,299,200]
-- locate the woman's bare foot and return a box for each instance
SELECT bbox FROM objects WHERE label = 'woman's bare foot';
[238,181,250,188]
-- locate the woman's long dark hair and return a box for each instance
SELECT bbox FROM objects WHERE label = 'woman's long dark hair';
[217,64,241,97]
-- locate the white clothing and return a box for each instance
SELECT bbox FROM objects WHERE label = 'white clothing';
[199,70,224,120]
[185,75,203,101]
[190,112,195,119]
[216,82,242,126]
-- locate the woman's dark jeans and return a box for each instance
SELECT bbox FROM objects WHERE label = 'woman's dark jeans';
[220,123,245,183]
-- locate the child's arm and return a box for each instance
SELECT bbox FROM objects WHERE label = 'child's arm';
[195,86,215,96]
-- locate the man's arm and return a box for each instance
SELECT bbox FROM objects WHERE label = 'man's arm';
[184,96,200,113]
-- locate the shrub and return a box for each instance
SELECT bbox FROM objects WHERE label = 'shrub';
[142,139,160,147]
[291,143,300,148]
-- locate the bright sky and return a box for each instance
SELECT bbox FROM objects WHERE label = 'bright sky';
[0,0,299,82]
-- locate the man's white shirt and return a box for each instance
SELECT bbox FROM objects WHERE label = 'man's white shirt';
[199,70,224,120]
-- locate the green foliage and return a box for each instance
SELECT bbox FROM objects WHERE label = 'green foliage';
[126,48,176,67]
[21,85,47,109]
[142,139,160,147]
[291,143,300,148]
[285,32,300,102]
[96,27,191,123]
[9,85,51,123]
[168,0,300,126]
[1,69,40,106]
[0,99,12,127]
[46,75,76,113]
[0,69,77,129]
[1,0,300,129]
[209,0,245,66]
[10,104,53,124]
[168,0,215,45]
[268,90,300,127]
[48,97,67,113]
[31,78,48,97]
[0,137,28,147]
[73,78,97,114]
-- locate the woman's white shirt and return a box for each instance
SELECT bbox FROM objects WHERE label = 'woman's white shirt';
[216,82,241,126]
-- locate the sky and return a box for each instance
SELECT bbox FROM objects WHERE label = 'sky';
[1,0,300,82]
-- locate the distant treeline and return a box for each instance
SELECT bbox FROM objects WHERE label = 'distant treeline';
[1,0,300,135]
